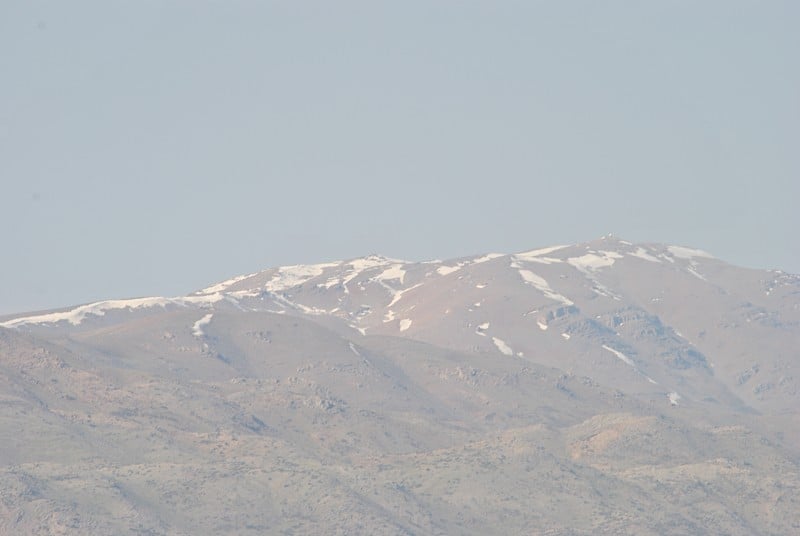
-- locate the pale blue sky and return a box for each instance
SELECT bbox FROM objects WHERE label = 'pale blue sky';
[1,1,798,314]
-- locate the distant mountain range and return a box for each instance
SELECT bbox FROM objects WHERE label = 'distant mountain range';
[1,237,798,534]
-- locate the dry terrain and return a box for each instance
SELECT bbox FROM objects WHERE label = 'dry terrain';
[1,237,798,534]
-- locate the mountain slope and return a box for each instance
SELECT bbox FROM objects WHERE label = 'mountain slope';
[1,237,798,534]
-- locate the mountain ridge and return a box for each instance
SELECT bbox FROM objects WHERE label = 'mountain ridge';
[4,235,784,324]
[1,237,798,534]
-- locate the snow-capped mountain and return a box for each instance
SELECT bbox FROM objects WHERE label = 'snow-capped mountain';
[5,235,796,412]
[1,237,798,534]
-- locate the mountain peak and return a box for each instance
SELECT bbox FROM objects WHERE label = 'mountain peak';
[1,238,798,534]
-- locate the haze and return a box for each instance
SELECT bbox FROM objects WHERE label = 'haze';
[1,1,798,314]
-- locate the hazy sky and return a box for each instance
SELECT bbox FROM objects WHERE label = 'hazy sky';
[1,1,798,314]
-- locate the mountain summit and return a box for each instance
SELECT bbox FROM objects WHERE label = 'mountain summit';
[1,238,798,534]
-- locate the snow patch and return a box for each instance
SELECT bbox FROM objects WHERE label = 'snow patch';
[590,282,623,301]
[319,277,344,290]
[227,288,266,299]
[567,251,623,274]
[198,273,258,295]
[325,255,404,293]
[492,337,514,356]
[472,253,505,264]
[668,392,681,406]
[436,253,504,277]
[270,293,334,316]
[517,245,568,258]
[1,294,225,328]
[348,255,405,271]
[628,247,661,263]
[517,256,562,265]
[376,264,406,284]
[686,265,707,281]
[561,332,571,340]
[264,262,340,292]
[399,319,412,332]
[667,246,714,260]
[436,264,463,276]
[602,344,635,367]
[387,283,422,308]
[349,324,367,336]
[192,313,214,337]
[516,268,573,306]
[537,320,548,331]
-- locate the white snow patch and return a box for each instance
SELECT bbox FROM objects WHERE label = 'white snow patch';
[436,264,463,276]
[192,313,214,337]
[475,322,490,337]
[327,255,405,293]
[561,332,571,340]
[667,246,714,260]
[198,273,258,295]
[492,337,514,356]
[387,283,422,308]
[1,294,225,328]
[175,296,223,314]
[318,277,344,290]
[591,282,623,301]
[264,262,339,292]
[349,324,367,336]
[472,253,505,264]
[435,253,504,277]
[537,320,548,331]
[399,319,412,332]
[516,269,574,306]
[516,245,568,259]
[566,251,624,300]
[228,288,264,299]
[476,284,487,289]
[517,256,562,265]
[376,264,406,284]
[668,392,681,406]
[348,255,405,271]
[602,344,635,367]
[383,310,396,323]
[628,247,661,263]
[686,265,707,281]
[567,251,623,274]
[269,293,333,316]
[349,342,361,357]
[646,376,658,385]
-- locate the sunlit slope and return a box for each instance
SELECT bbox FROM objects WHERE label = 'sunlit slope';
[1,237,798,534]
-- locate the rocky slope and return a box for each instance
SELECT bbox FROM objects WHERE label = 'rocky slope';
[1,236,798,534]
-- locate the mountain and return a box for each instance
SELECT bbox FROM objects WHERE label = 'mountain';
[1,236,798,534]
